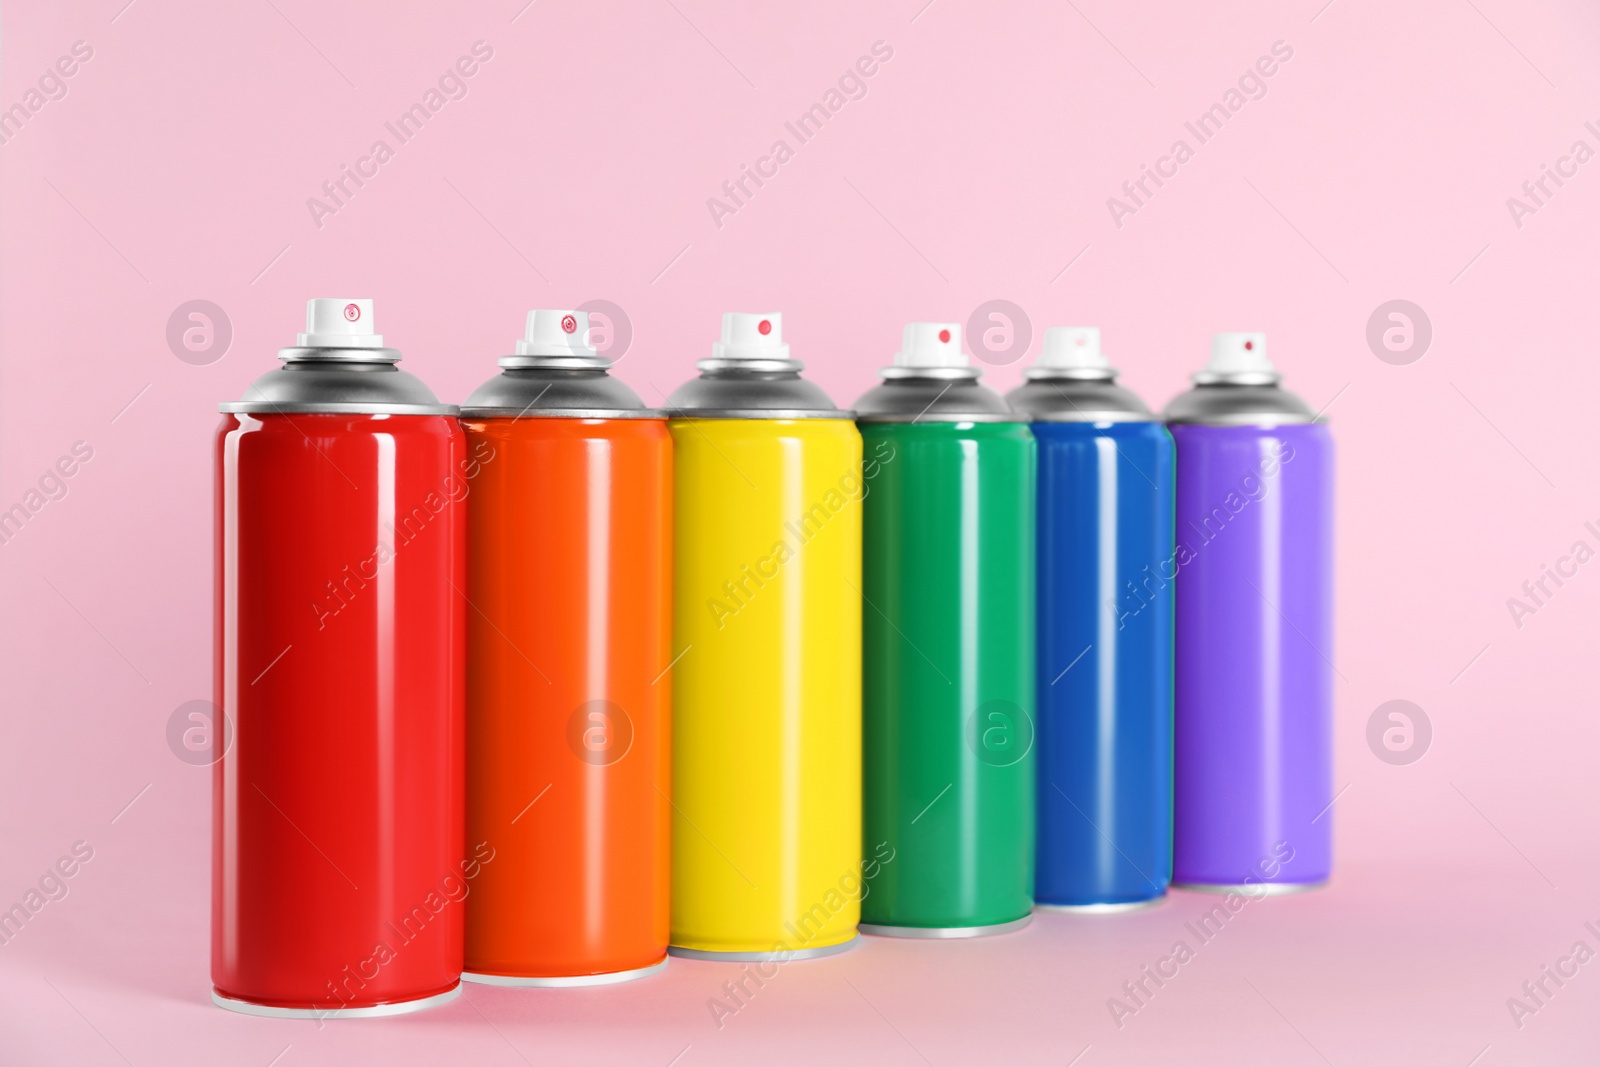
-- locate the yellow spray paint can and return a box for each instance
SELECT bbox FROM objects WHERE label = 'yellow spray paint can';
[666,312,863,962]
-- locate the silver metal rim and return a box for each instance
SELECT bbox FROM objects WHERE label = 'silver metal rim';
[1174,880,1326,897]
[697,357,804,373]
[459,408,663,420]
[497,354,612,370]
[220,402,459,416]
[878,366,982,381]
[859,914,1032,939]
[461,958,667,987]
[1166,413,1315,427]
[667,410,853,420]
[277,346,401,364]
[1192,370,1281,386]
[1022,367,1118,382]
[1035,896,1166,914]
[1028,411,1156,424]
[667,934,858,962]
[211,984,459,1019]
[856,414,1021,424]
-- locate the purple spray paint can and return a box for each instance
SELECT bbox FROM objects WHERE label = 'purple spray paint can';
[1165,332,1332,893]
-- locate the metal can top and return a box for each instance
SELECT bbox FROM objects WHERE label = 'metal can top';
[1006,326,1154,422]
[852,323,1017,423]
[1162,332,1317,426]
[666,312,848,419]
[460,310,660,418]
[461,368,658,419]
[219,299,456,416]
[1007,376,1155,422]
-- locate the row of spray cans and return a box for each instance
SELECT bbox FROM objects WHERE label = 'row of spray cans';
[1011,328,1332,911]
[211,300,1331,1017]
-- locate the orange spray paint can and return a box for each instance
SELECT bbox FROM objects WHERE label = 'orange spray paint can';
[461,310,672,985]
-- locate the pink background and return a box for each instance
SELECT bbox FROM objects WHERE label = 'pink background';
[3,0,1598,1062]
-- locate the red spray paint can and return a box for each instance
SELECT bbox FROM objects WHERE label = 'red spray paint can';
[212,299,468,1018]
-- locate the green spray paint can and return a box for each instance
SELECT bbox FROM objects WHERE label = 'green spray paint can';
[854,322,1036,938]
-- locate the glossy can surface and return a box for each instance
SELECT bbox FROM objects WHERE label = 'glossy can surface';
[669,418,863,956]
[461,416,672,981]
[859,422,1036,931]
[1170,423,1333,887]
[1033,421,1175,907]
[213,412,466,1015]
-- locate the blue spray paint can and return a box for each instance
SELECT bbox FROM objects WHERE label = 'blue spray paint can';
[1007,327,1174,910]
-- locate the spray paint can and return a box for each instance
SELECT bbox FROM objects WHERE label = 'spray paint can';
[213,300,465,1017]
[1165,332,1333,893]
[855,323,1035,937]
[1008,327,1174,912]
[666,312,862,961]
[460,311,671,985]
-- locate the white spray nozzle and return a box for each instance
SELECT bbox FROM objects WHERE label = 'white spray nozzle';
[1038,326,1109,371]
[517,309,597,358]
[893,323,965,369]
[299,298,383,348]
[712,312,790,361]
[1208,332,1272,375]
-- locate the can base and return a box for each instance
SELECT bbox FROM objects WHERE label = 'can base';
[1173,880,1326,897]
[461,958,667,987]
[1035,895,1166,915]
[859,914,1032,939]
[211,983,460,1019]
[668,935,858,963]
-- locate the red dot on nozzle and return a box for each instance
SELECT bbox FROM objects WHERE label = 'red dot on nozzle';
[1244,340,1254,350]
[758,319,772,335]
[938,329,951,343]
